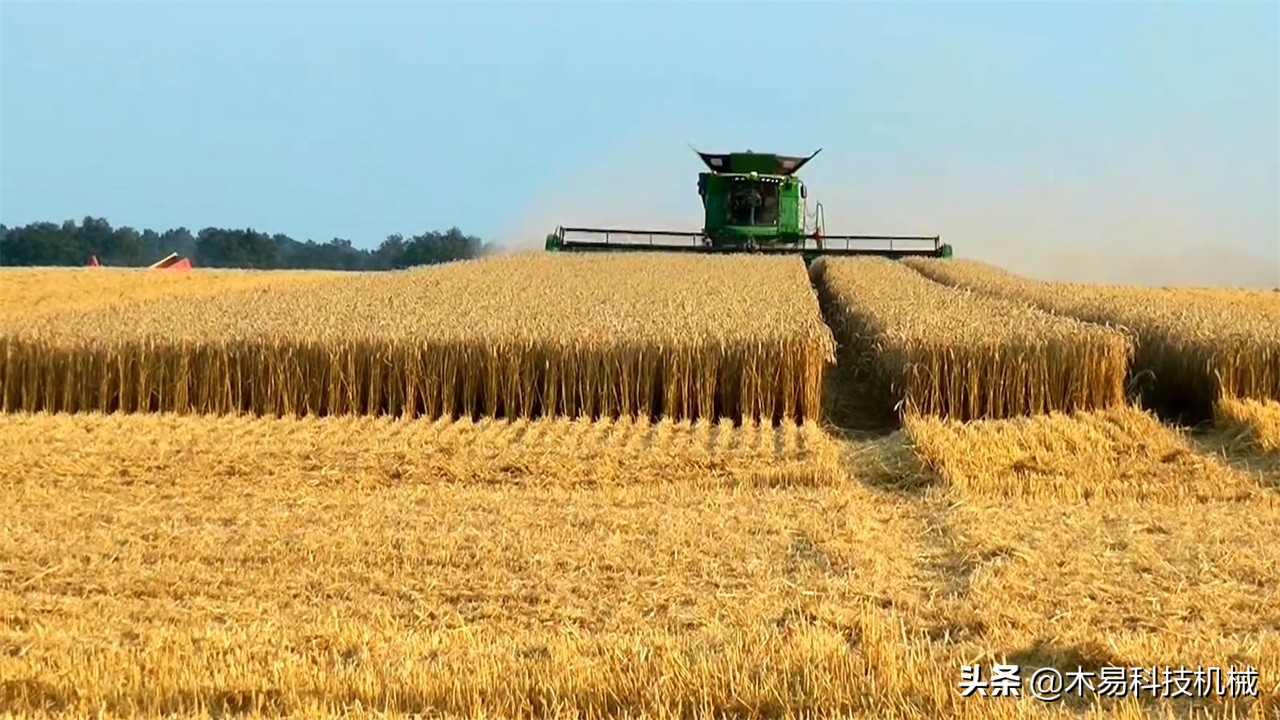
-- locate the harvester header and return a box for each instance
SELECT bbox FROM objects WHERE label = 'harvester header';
[546,147,951,262]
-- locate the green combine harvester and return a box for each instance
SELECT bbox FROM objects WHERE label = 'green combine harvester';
[546,148,952,261]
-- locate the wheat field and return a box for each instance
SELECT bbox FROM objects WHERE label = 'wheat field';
[2,409,1276,719]
[0,254,834,422]
[811,257,1131,420]
[0,266,344,320]
[1162,286,1280,310]
[904,259,1280,416]
[3,259,1278,719]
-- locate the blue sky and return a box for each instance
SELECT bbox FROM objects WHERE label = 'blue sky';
[2,2,1276,284]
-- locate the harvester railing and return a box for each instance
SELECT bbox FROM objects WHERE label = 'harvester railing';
[560,227,709,248]
[555,227,947,257]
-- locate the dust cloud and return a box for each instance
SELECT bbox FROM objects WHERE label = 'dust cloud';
[805,169,1280,288]
[497,142,697,254]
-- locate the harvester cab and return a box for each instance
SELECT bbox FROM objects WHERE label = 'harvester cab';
[546,148,952,262]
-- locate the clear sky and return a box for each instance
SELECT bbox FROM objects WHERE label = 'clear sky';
[2,2,1276,285]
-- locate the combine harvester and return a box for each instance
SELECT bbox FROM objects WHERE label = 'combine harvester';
[546,148,952,261]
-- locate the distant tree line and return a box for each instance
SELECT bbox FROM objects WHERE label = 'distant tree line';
[0,217,494,270]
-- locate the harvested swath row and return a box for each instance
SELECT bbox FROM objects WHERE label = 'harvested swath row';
[906,405,1258,502]
[810,257,1131,420]
[0,253,834,421]
[0,413,931,719]
[905,259,1280,417]
[907,406,1280,718]
[0,412,846,488]
[7,415,1278,718]
[1215,396,1280,454]
[0,266,343,320]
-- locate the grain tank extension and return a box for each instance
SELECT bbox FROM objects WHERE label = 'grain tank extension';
[546,148,952,261]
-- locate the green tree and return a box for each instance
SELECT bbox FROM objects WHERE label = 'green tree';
[0,222,87,265]
[76,216,115,259]
[105,226,143,265]
[195,227,278,268]
[0,217,488,269]
[158,227,197,259]
[375,233,407,269]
